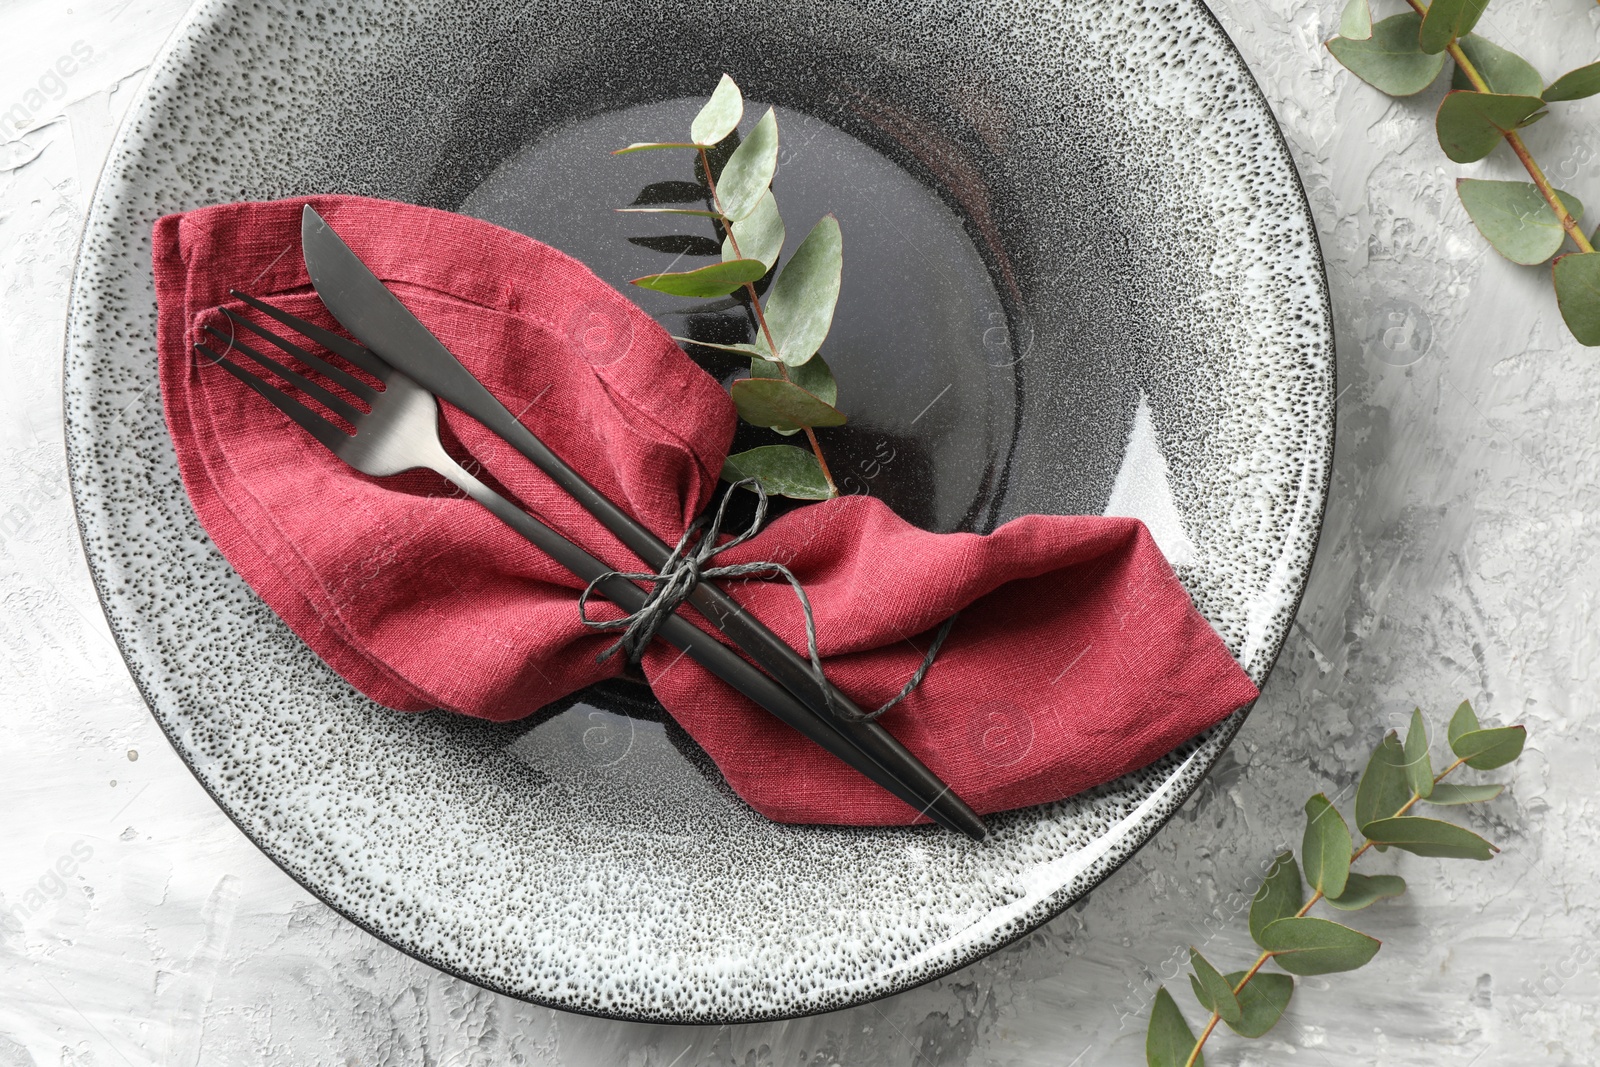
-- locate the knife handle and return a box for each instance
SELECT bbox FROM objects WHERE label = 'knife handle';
[472,404,985,840]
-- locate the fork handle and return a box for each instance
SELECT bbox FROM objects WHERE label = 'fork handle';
[434,458,983,840]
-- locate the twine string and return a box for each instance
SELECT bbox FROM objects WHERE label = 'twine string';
[576,479,953,721]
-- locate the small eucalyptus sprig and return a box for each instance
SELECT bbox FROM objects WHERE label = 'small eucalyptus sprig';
[615,75,846,500]
[1326,0,1600,344]
[1145,700,1528,1066]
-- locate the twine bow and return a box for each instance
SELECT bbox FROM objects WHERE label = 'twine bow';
[576,480,954,722]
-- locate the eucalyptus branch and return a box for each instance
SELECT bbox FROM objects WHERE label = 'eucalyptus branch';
[696,142,839,497]
[1178,749,1479,1065]
[1405,0,1597,253]
[1326,0,1600,341]
[616,75,845,500]
[1144,700,1528,1066]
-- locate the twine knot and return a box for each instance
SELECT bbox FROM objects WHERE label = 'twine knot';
[576,480,955,722]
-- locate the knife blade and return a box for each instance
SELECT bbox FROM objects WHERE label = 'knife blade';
[299,204,986,840]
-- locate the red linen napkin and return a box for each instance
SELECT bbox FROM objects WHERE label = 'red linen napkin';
[154,195,1258,825]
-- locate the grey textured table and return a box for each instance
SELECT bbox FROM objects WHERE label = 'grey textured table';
[1,0,1591,1063]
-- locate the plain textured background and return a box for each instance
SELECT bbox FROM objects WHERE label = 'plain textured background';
[1,0,1595,1063]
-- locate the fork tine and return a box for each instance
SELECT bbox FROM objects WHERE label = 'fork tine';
[202,326,366,426]
[219,307,379,404]
[196,343,353,456]
[229,290,391,380]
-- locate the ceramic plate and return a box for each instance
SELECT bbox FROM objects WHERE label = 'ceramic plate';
[65,0,1332,1022]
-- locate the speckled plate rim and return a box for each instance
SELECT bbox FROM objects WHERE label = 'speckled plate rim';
[61,0,1335,1022]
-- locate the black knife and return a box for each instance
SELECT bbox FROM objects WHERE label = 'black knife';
[299,205,986,840]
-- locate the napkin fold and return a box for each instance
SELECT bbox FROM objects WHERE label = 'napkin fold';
[154,195,1258,825]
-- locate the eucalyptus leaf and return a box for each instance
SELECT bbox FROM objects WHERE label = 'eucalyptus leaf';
[613,141,698,155]
[716,108,778,222]
[617,206,725,219]
[1326,14,1447,97]
[631,258,769,297]
[1457,179,1584,265]
[753,353,837,406]
[1188,949,1241,1025]
[1326,872,1407,911]
[1448,700,1480,747]
[1259,917,1381,976]
[671,336,767,357]
[1403,707,1434,798]
[1361,816,1496,859]
[691,74,744,146]
[1355,732,1412,832]
[1451,35,1543,97]
[1554,251,1600,346]
[1249,852,1304,946]
[1544,61,1600,102]
[761,215,843,366]
[1147,988,1202,1067]
[1222,972,1294,1038]
[730,376,847,432]
[723,190,785,269]
[1419,0,1491,55]
[1339,0,1372,41]
[631,180,710,206]
[1301,793,1353,899]
[1449,725,1527,770]
[1425,783,1505,805]
[722,444,833,499]
[1436,91,1546,163]
[629,234,724,257]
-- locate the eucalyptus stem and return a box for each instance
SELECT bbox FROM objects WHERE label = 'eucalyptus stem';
[1180,755,1473,1067]
[1502,133,1594,252]
[696,144,839,495]
[1401,0,1596,254]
